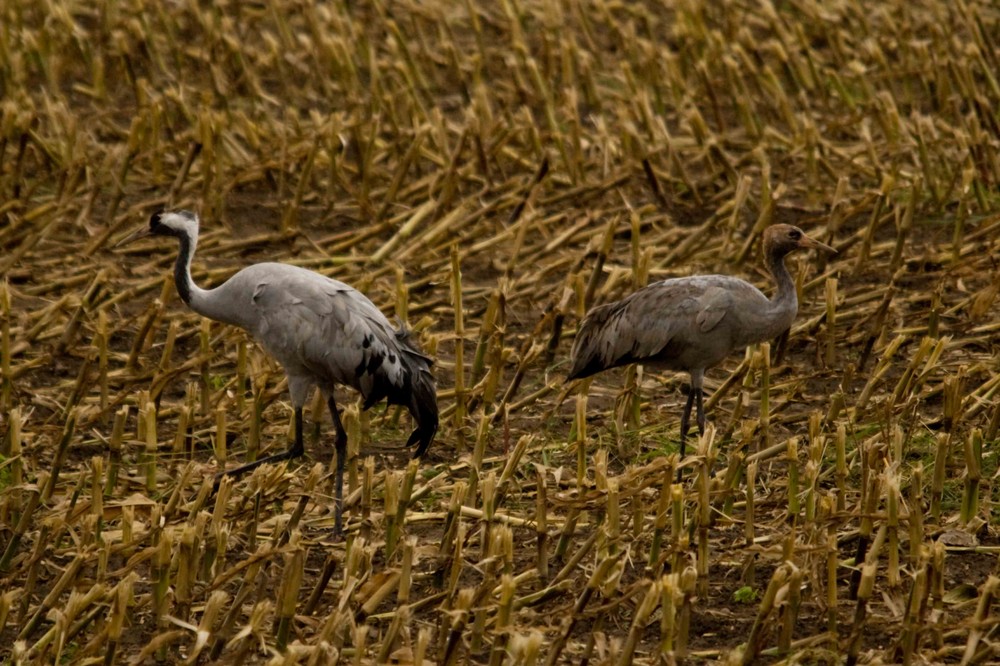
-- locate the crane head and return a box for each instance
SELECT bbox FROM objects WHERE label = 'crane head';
[116,210,200,248]
[763,224,836,258]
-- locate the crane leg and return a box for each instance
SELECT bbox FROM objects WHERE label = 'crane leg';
[695,388,706,436]
[677,389,696,482]
[327,396,348,538]
[214,407,305,485]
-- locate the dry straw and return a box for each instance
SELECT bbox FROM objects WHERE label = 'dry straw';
[3,0,1000,662]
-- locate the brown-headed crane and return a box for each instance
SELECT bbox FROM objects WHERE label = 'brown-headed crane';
[567,224,835,481]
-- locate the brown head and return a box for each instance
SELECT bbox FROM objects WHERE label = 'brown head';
[762,224,836,261]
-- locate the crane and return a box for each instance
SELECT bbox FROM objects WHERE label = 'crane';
[118,210,438,535]
[567,224,835,481]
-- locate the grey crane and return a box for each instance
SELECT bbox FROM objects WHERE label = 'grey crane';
[118,210,438,535]
[567,224,835,480]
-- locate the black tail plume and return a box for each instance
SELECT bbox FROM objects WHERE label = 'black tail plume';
[390,327,438,458]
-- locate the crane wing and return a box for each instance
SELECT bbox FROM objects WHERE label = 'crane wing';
[567,278,736,379]
[694,286,731,332]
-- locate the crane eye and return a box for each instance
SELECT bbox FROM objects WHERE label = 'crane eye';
[788,229,801,240]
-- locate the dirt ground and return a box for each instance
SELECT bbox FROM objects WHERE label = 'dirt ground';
[3,0,1000,663]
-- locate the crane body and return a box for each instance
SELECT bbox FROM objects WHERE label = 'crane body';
[119,210,437,535]
[568,224,835,480]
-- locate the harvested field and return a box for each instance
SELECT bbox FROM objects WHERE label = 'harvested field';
[3,0,1000,663]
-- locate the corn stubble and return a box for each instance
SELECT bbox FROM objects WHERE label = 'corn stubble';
[2,0,1000,663]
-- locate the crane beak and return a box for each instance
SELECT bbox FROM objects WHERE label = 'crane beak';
[798,234,837,254]
[115,225,153,249]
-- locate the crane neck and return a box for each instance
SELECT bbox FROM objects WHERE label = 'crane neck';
[172,229,250,329]
[174,230,211,313]
[766,250,798,310]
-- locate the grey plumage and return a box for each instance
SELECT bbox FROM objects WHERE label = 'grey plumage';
[217,261,437,448]
[568,224,835,480]
[119,210,438,535]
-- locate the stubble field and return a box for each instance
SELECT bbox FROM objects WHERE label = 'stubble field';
[3,0,1000,663]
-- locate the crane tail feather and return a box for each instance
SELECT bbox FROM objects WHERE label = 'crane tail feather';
[403,356,438,458]
[387,326,438,458]
[567,301,623,381]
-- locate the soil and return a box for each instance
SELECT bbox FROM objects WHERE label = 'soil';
[4,0,1000,663]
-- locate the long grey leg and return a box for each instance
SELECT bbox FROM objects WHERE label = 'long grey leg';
[328,395,348,538]
[695,387,706,435]
[677,389,696,483]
